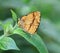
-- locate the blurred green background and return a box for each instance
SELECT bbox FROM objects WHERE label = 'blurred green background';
[0,0,60,53]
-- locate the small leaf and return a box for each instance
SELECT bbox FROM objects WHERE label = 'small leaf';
[3,22,13,35]
[0,37,19,50]
[11,9,17,22]
[13,28,48,53]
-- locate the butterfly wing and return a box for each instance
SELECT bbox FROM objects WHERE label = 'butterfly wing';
[18,11,41,34]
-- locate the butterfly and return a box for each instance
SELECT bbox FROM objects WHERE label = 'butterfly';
[18,11,41,34]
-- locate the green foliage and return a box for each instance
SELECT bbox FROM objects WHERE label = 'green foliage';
[11,9,48,53]
[11,9,17,22]
[0,9,48,53]
[0,10,18,50]
[0,36,19,50]
[0,0,60,53]
[3,22,13,34]
[13,28,48,53]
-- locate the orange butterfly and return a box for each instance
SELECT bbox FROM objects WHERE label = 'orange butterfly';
[18,11,41,34]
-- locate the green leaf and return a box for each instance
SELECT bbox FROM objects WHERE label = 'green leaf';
[3,22,13,35]
[11,9,17,22]
[0,37,19,50]
[13,28,48,53]
[0,19,13,31]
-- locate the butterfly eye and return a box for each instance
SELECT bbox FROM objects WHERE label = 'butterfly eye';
[18,11,41,34]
